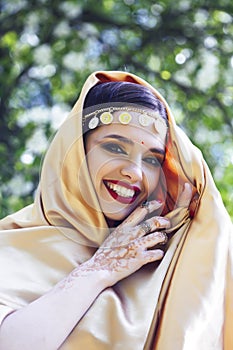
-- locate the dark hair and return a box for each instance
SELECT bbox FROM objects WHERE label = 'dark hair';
[83,81,168,123]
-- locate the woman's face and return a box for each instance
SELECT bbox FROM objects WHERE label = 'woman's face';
[85,111,167,223]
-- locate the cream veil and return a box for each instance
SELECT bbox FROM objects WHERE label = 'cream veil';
[0,71,232,349]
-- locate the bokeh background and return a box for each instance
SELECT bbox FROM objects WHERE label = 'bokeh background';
[0,0,232,219]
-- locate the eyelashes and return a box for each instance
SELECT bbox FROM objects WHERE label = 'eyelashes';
[143,157,162,167]
[101,142,127,154]
[101,142,164,167]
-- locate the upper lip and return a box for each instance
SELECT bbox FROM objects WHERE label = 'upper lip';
[104,180,141,194]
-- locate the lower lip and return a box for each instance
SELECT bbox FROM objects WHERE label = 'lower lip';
[104,182,139,204]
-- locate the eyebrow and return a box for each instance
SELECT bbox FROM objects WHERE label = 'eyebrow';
[103,134,165,156]
[104,134,133,145]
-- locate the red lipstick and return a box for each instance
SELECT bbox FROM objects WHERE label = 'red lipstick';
[103,180,141,204]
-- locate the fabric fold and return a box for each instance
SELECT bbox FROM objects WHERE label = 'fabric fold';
[0,70,232,349]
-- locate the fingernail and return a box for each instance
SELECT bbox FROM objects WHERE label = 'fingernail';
[157,250,164,259]
[151,199,163,207]
[159,232,168,245]
[156,217,170,227]
[183,182,191,191]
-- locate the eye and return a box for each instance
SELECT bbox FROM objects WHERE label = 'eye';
[101,142,127,155]
[143,156,161,167]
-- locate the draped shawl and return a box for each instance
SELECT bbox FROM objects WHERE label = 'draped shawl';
[0,71,232,349]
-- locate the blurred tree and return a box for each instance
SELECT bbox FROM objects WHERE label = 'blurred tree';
[0,0,232,218]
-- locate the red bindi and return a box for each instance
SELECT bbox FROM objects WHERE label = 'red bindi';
[141,141,144,145]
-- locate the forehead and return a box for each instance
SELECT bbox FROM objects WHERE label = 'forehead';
[86,120,166,149]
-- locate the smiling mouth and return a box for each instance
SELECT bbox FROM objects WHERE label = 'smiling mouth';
[104,180,141,204]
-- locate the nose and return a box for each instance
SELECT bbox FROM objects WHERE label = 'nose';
[120,160,143,182]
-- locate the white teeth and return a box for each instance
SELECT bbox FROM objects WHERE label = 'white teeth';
[107,182,135,198]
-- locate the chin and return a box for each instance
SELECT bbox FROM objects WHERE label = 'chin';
[103,207,135,227]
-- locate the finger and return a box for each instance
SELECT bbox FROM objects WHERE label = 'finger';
[138,231,168,249]
[136,216,170,238]
[122,200,163,228]
[177,183,192,208]
[143,249,164,263]
[147,216,171,231]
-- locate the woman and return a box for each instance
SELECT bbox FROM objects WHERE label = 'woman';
[0,71,232,349]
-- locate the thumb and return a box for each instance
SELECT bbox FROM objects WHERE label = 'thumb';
[177,183,192,208]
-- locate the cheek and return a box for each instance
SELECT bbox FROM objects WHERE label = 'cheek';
[86,145,107,176]
[87,152,118,187]
[144,167,161,193]
[86,152,102,190]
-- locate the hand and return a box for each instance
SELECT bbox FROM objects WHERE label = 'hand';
[78,200,170,285]
[70,184,192,286]
[177,183,193,208]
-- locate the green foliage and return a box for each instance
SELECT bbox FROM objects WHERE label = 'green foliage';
[0,0,232,219]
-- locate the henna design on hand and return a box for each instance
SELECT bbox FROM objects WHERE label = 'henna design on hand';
[57,216,169,290]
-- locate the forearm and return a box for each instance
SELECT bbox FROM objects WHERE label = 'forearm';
[0,199,172,349]
[0,268,109,350]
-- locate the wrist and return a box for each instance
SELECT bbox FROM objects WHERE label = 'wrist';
[70,262,113,291]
